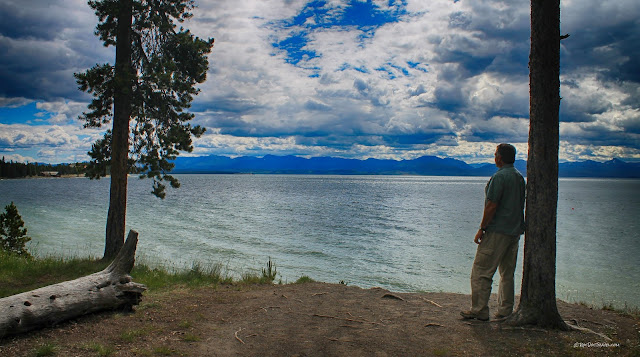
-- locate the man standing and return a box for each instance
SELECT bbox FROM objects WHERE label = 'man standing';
[461,143,526,321]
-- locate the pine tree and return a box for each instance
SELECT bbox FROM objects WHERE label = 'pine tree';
[75,0,214,259]
[506,0,568,329]
[0,202,32,256]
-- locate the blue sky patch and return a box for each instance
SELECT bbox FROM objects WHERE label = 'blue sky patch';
[272,31,320,65]
[375,62,410,80]
[272,0,408,67]
[407,61,429,73]
[339,62,369,73]
[0,102,50,126]
[375,66,396,79]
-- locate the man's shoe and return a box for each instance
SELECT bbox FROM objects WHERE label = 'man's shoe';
[494,313,511,320]
[460,310,489,321]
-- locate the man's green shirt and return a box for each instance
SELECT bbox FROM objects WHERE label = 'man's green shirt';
[485,164,526,236]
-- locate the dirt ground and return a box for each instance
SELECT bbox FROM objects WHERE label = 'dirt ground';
[1,282,638,356]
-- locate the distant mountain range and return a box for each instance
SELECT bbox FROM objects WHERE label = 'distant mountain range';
[172,155,640,178]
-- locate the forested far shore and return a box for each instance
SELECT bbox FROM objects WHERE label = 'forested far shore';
[4,155,640,179]
[0,158,87,179]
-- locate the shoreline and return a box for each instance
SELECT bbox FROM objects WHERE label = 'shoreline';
[1,249,638,355]
[0,174,85,180]
[1,282,638,355]
[12,248,640,312]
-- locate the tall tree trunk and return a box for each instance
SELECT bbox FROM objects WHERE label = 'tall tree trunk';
[105,0,133,260]
[507,0,568,329]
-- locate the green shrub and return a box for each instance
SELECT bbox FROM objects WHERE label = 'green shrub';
[295,275,315,284]
[0,202,31,256]
[33,342,57,356]
[262,257,277,282]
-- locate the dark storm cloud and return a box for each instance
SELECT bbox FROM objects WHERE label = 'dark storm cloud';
[0,0,109,101]
[560,95,611,123]
[562,17,640,83]
[0,1,67,41]
[620,116,640,135]
[563,123,640,149]
[433,85,465,113]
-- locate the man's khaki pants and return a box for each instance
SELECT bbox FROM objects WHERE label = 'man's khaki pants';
[470,231,520,319]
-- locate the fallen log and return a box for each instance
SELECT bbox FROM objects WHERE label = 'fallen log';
[0,230,147,338]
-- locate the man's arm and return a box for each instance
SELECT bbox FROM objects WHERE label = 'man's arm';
[474,200,498,244]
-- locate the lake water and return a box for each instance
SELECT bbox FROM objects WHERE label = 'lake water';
[1,175,638,309]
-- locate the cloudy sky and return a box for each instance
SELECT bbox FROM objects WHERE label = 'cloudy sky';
[1,0,639,164]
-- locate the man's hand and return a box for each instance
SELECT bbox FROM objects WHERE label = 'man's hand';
[476,199,498,245]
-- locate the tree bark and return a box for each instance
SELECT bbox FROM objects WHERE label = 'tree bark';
[506,0,568,329]
[105,0,134,260]
[0,230,146,338]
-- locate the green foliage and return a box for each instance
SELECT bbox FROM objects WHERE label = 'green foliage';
[152,346,176,355]
[241,258,279,284]
[0,157,86,178]
[83,342,115,356]
[181,333,200,342]
[84,130,113,178]
[239,273,270,285]
[262,257,277,282]
[33,342,58,356]
[120,327,151,342]
[0,251,107,298]
[130,261,229,290]
[76,0,214,199]
[295,275,315,284]
[0,202,31,256]
[0,253,279,298]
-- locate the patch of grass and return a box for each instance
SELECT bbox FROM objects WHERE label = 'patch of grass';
[120,327,151,342]
[240,272,272,284]
[0,250,107,298]
[432,348,449,356]
[33,342,58,356]
[577,301,590,308]
[295,275,315,284]
[83,342,115,356]
[178,320,192,329]
[241,258,280,284]
[138,301,162,311]
[577,299,640,319]
[2,251,278,300]
[623,305,640,319]
[153,346,176,355]
[131,261,231,290]
[181,333,200,342]
[130,348,153,356]
[598,300,640,318]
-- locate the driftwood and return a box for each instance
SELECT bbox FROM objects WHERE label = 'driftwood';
[0,230,147,338]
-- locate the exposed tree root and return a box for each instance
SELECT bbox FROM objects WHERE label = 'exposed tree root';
[234,328,245,344]
[565,322,613,342]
